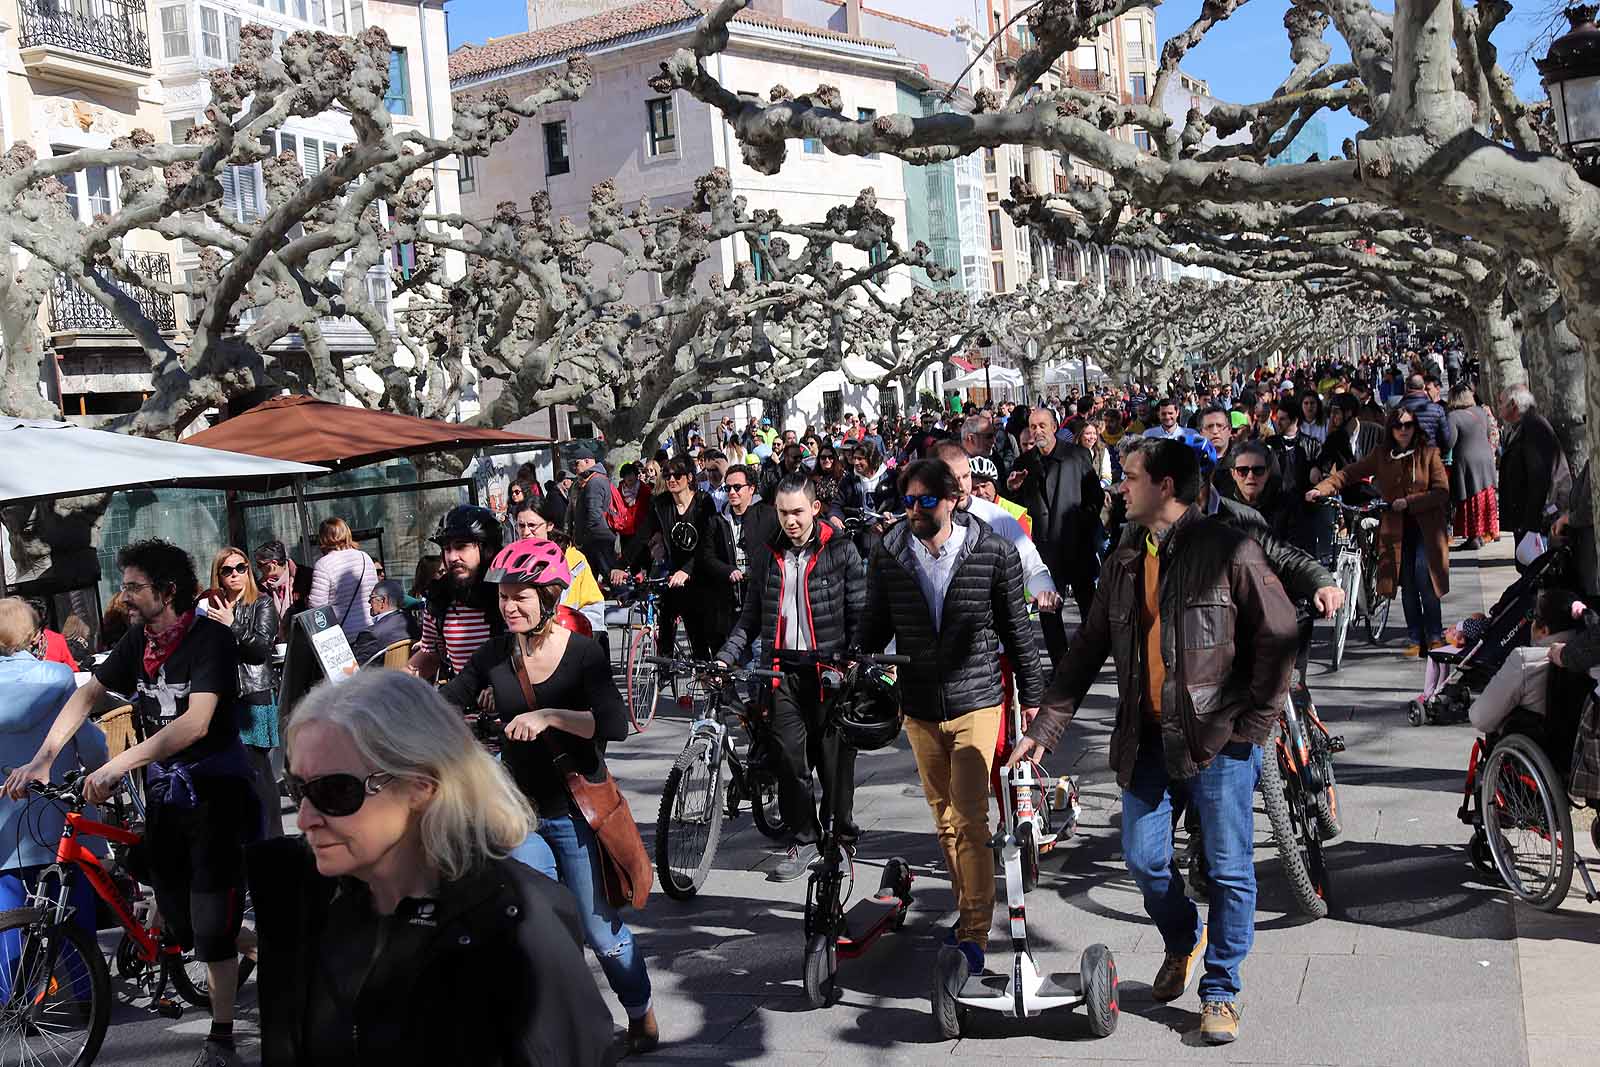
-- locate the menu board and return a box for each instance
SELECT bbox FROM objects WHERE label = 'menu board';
[277,607,358,716]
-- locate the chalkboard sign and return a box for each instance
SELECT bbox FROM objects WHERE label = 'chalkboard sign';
[277,607,359,716]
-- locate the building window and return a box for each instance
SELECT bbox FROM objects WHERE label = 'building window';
[225,13,241,61]
[53,148,114,222]
[992,261,1006,291]
[802,136,823,154]
[1133,130,1152,151]
[160,5,188,58]
[293,0,308,19]
[311,0,326,24]
[823,390,843,426]
[385,48,411,115]
[984,147,996,173]
[988,210,1003,251]
[200,6,222,59]
[857,108,877,159]
[543,121,570,176]
[646,97,676,156]
[1124,18,1144,59]
[1130,74,1148,100]
[868,241,887,266]
[459,153,476,193]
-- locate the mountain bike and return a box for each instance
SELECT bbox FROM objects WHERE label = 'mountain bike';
[1259,681,1345,918]
[0,772,250,1066]
[649,656,790,900]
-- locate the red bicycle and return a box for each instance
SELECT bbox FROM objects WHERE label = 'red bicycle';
[0,771,229,1066]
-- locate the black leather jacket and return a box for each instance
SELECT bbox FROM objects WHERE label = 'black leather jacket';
[230,595,280,699]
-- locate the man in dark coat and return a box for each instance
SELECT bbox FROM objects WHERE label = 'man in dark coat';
[1401,374,1453,452]
[1005,406,1106,661]
[350,580,412,664]
[1498,385,1565,550]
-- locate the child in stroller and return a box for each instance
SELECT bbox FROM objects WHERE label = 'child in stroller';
[1409,546,1572,726]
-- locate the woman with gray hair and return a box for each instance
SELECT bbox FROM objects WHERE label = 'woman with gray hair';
[245,670,615,1067]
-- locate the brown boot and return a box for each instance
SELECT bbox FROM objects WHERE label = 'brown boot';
[1151,926,1207,1002]
[627,1008,659,1055]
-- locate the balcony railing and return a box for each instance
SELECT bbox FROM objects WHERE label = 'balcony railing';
[1068,69,1109,92]
[18,0,153,69]
[50,252,177,334]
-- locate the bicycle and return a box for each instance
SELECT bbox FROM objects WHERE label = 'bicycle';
[1259,677,1346,918]
[614,576,700,732]
[0,772,246,1067]
[648,656,789,900]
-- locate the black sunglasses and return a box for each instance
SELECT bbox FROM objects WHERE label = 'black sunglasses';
[1233,464,1268,477]
[1394,420,1416,429]
[903,493,943,510]
[218,563,250,577]
[286,770,395,817]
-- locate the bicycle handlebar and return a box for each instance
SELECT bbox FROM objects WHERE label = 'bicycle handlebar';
[11,769,86,806]
[645,655,784,682]
[1319,498,1391,515]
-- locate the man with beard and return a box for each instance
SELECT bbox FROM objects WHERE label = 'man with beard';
[406,505,505,679]
[8,540,252,1067]
[858,459,1044,982]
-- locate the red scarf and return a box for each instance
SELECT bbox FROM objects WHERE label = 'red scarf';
[143,610,196,678]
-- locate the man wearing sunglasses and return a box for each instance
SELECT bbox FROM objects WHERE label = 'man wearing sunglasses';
[704,465,778,605]
[7,539,254,1067]
[858,458,1045,982]
[717,473,864,881]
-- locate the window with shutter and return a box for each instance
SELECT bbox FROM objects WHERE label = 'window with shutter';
[220,164,237,219]
[299,136,321,178]
[160,5,189,58]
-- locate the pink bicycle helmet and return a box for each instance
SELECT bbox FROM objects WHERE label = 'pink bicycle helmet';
[485,538,571,588]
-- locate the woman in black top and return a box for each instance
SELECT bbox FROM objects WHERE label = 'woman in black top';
[247,670,615,1067]
[611,456,732,659]
[442,538,657,1054]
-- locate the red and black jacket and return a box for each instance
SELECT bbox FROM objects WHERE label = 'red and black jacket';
[716,520,864,666]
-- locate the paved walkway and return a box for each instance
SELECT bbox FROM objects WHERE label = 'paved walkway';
[95,537,1600,1066]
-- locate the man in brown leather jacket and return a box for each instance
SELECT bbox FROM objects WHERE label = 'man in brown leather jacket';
[1009,436,1298,1046]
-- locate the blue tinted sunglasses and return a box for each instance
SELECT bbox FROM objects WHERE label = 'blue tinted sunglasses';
[902,494,942,510]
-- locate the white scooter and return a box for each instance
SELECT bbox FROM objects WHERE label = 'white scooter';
[931,702,1117,1038]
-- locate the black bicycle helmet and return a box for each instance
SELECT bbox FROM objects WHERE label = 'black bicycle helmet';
[431,504,501,549]
[832,663,903,751]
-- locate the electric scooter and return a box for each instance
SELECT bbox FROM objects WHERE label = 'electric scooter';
[931,698,1118,1038]
[796,651,916,1009]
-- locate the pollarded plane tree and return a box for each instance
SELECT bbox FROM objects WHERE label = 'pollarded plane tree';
[834,283,980,414]
[655,0,1600,526]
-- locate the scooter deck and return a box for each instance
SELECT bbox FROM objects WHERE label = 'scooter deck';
[956,970,1085,1013]
[836,893,906,958]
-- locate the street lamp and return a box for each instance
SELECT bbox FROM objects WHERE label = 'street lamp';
[1537,5,1600,182]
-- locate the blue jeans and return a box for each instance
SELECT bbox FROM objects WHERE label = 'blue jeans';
[1122,739,1262,1003]
[1399,519,1443,644]
[508,815,652,1015]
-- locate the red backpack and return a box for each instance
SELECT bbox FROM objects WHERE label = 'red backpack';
[587,472,632,535]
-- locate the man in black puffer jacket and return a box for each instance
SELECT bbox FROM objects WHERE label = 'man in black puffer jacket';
[718,473,864,882]
[858,458,1045,979]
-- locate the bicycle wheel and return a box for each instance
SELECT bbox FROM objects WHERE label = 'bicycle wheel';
[0,907,109,1067]
[748,770,788,840]
[1259,741,1331,918]
[654,737,726,900]
[1481,734,1574,910]
[625,627,660,732]
[1330,554,1358,671]
[1361,563,1391,644]
[1310,726,1342,842]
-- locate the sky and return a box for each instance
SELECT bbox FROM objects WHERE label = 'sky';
[443,0,1567,149]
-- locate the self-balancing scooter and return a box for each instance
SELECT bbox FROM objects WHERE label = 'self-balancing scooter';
[797,651,915,1009]
[932,702,1118,1038]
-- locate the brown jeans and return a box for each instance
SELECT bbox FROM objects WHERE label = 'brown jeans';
[904,706,1003,948]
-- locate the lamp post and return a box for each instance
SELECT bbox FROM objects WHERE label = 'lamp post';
[1537,5,1600,183]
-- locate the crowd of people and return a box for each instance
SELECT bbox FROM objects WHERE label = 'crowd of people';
[1,340,1597,1064]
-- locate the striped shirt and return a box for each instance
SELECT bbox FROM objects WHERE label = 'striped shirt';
[419,603,494,674]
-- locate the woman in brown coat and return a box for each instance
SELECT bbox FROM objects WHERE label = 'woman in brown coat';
[1307,407,1450,656]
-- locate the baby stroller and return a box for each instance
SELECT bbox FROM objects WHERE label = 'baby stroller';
[1408,546,1573,727]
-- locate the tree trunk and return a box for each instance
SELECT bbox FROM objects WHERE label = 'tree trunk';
[1508,263,1588,463]
[1020,362,1046,405]
[1462,288,1523,409]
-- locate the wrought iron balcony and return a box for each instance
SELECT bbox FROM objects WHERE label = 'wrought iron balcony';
[50,252,177,335]
[17,0,153,71]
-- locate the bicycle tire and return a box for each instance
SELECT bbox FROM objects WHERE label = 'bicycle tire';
[1330,554,1358,671]
[626,628,660,732]
[1309,724,1342,842]
[167,951,210,1010]
[1481,734,1574,910]
[0,907,110,1067]
[1362,561,1391,644]
[747,771,788,840]
[1259,744,1330,918]
[654,738,726,900]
